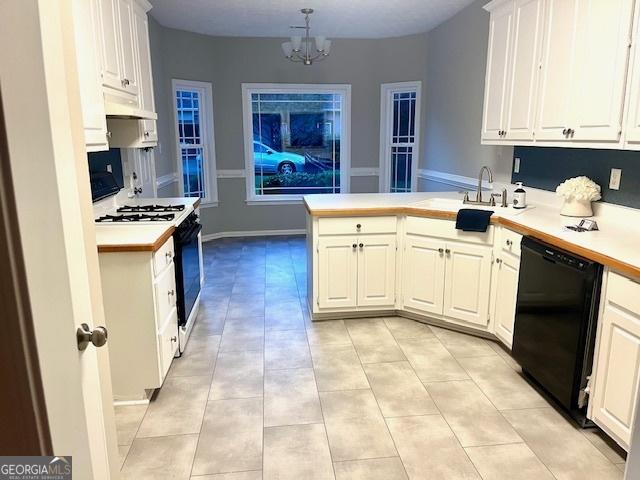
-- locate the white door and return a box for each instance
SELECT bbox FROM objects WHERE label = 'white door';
[569,0,633,143]
[535,0,579,141]
[482,0,514,141]
[443,241,492,326]
[625,0,640,146]
[504,0,545,141]
[73,0,108,152]
[493,253,520,348]
[132,2,157,142]
[402,235,446,316]
[357,234,397,307]
[95,0,122,91]
[591,273,640,451]
[318,236,358,309]
[116,0,139,96]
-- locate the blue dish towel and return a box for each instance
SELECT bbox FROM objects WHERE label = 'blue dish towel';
[455,209,494,232]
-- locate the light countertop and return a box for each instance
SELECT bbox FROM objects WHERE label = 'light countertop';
[304,192,640,278]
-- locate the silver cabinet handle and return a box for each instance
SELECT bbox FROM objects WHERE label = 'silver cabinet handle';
[77,323,108,351]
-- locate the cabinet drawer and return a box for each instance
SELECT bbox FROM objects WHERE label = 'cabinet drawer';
[406,216,494,245]
[318,216,397,235]
[608,271,640,312]
[153,236,174,275]
[501,228,523,256]
[158,308,178,380]
[154,263,177,326]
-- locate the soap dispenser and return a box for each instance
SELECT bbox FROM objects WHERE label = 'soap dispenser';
[513,182,527,209]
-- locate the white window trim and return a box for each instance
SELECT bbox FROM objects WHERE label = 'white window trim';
[241,83,351,203]
[379,81,422,193]
[171,79,218,205]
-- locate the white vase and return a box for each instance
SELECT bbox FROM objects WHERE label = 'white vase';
[560,197,593,217]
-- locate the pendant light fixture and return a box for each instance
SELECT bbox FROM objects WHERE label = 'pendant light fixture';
[281,9,331,66]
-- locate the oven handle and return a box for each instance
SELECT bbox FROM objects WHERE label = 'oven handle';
[176,222,202,244]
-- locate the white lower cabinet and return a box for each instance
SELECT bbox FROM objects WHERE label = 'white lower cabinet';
[403,235,446,316]
[317,234,396,310]
[590,270,640,450]
[317,236,358,309]
[443,241,493,326]
[357,235,397,307]
[98,236,179,401]
[493,252,520,347]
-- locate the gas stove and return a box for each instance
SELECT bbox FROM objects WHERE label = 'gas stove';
[95,213,176,223]
[94,203,187,223]
[117,204,186,213]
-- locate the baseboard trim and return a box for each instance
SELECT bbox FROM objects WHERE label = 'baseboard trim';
[202,228,306,242]
[350,167,380,177]
[217,169,246,178]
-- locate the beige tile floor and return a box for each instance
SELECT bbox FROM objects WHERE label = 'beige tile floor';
[116,236,627,479]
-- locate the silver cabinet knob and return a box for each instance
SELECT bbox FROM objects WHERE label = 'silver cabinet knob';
[506,239,513,246]
[359,243,364,249]
[168,289,175,296]
[445,248,451,254]
[77,323,108,351]
[438,248,444,254]
[171,336,177,343]
[144,131,150,137]
[496,258,502,264]
[165,251,173,260]
[352,243,357,249]
[106,131,112,138]
[356,223,362,230]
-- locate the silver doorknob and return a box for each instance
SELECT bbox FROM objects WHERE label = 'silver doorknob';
[77,323,108,351]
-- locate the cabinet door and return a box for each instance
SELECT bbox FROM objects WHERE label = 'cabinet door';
[96,0,122,91]
[482,1,514,141]
[535,0,579,141]
[569,0,633,143]
[357,235,397,308]
[403,235,446,316]
[132,2,157,141]
[625,3,640,146]
[443,242,492,326]
[73,0,108,151]
[504,0,544,141]
[318,236,358,309]
[493,253,520,348]
[591,273,640,450]
[116,0,139,96]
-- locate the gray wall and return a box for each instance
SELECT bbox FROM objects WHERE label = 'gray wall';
[148,17,428,235]
[422,0,513,184]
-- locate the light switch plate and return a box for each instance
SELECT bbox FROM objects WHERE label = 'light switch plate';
[609,168,622,190]
[514,157,521,174]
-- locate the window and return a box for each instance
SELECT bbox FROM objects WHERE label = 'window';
[242,84,351,203]
[379,82,421,193]
[172,79,217,203]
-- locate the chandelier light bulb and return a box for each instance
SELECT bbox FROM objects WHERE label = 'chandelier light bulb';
[315,36,326,52]
[283,9,331,65]
[281,42,293,57]
[290,35,302,51]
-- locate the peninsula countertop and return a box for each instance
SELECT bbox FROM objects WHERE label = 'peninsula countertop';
[304,192,640,278]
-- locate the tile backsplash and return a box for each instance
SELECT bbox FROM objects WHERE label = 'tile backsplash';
[511,146,640,209]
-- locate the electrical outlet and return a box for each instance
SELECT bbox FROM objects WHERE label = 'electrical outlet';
[514,157,521,174]
[609,168,622,190]
[106,164,112,173]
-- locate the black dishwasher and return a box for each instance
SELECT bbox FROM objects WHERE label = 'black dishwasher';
[512,236,603,426]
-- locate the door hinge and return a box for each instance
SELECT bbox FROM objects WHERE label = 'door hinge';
[578,375,592,408]
[316,297,319,306]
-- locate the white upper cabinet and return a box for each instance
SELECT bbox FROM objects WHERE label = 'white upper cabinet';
[482,0,514,141]
[72,0,109,151]
[569,0,634,142]
[535,0,579,141]
[504,0,545,141]
[116,0,139,96]
[484,0,636,148]
[624,1,640,147]
[133,2,157,143]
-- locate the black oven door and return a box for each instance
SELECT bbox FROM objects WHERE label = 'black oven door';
[174,214,202,327]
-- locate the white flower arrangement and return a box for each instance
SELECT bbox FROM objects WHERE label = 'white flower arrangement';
[556,176,602,202]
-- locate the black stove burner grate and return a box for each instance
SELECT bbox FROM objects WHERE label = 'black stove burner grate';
[117,204,186,213]
[96,213,176,222]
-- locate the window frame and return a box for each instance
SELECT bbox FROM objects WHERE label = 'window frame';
[379,81,422,193]
[241,83,352,204]
[171,79,218,205]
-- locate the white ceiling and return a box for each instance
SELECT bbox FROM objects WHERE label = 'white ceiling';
[149,0,476,39]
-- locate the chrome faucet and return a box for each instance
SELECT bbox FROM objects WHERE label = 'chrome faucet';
[463,166,495,206]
